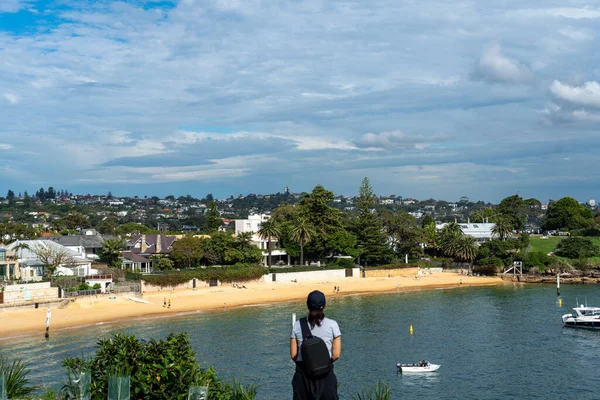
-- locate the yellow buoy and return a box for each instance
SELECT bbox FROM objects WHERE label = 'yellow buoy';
[559,299,562,307]
[410,325,414,334]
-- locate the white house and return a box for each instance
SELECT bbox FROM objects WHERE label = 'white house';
[234,214,289,265]
[7,240,95,280]
[436,223,496,242]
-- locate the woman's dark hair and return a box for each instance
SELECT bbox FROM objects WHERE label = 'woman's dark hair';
[308,308,325,328]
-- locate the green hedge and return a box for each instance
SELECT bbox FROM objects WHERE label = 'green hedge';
[142,264,265,287]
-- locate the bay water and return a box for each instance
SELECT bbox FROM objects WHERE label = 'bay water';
[2,284,600,399]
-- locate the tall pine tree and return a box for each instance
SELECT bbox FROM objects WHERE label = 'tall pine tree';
[354,177,392,267]
[205,201,221,233]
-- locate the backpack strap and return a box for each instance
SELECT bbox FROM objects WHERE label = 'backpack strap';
[299,317,313,340]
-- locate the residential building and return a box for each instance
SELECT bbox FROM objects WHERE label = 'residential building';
[121,251,152,273]
[37,229,108,259]
[436,223,496,242]
[7,240,94,280]
[588,199,596,207]
[127,234,177,257]
[234,214,288,265]
[0,246,19,280]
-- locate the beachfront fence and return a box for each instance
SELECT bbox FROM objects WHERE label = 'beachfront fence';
[64,289,102,298]
[188,385,209,400]
[112,283,141,294]
[66,371,91,400]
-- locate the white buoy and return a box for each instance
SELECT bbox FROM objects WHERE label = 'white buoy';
[557,274,560,296]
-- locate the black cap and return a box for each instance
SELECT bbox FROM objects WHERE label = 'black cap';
[307,290,326,309]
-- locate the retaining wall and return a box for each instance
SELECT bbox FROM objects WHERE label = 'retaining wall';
[2,282,59,304]
[264,268,360,283]
[363,267,419,278]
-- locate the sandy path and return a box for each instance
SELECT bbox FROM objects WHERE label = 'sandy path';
[0,272,504,339]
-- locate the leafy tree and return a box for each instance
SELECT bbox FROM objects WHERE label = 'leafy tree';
[171,236,204,268]
[6,189,15,200]
[115,222,155,237]
[491,217,513,241]
[95,218,118,235]
[497,195,528,230]
[290,217,316,266]
[151,256,174,271]
[470,208,499,223]
[554,237,599,259]
[205,201,221,233]
[258,219,281,267]
[421,214,435,228]
[98,238,125,268]
[56,213,90,231]
[381,211,423,259]
[298,185,342,234]
[542,197,594,231]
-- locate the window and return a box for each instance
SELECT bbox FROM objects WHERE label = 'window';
[0,251,5,262]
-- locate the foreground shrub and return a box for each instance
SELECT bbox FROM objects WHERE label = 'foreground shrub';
[0,356,36,398]
[63,332,257,400]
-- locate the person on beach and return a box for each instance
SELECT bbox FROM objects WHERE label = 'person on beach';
[168,299,171,309]
[163,298,166,308]
[290,290,341,400]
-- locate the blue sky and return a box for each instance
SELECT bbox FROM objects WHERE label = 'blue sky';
[1,0,600,202]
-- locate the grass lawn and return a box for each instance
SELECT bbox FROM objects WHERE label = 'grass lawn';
[529,236,600,255]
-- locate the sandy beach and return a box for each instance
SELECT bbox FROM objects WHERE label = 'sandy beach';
[0,272,504,339]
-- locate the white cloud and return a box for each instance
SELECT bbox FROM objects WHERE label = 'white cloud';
[0,0,30,13]
[516,7,600,19]
[559,28,593,41]
[354,130,446,151]
[475,44,532,83]
[0,144,12,150]
[3,93,18,104]
[550,80,600,108]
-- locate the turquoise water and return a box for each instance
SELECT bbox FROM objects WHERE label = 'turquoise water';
[2,284,600,399]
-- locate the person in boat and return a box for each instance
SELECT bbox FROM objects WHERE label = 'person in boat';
[290,290,342,400]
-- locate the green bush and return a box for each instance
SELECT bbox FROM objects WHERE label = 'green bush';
[143,264,266,287]
[554,237,599,259]
[92,283,101,290]
[62,333,257,400]
[351,381,391,400]
[475,256,504,268]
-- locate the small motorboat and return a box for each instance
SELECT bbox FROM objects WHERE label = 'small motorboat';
[396,360,440,373]
[562,305,600,329]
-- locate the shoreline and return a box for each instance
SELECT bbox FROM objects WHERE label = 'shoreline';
[1,272,505,340]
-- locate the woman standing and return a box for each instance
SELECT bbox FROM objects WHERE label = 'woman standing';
[290,290,342,400]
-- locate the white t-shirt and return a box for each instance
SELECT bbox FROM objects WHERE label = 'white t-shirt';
[291,317,341,362]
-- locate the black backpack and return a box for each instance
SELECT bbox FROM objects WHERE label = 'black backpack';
[299,317,333,379]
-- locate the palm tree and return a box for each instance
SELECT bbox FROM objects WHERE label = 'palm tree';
[235,232,254,251]
[290,217,316,267]
[257,219,281,267]
[12,242,30,260]
[492,218,513,241]
[453,235,478,263]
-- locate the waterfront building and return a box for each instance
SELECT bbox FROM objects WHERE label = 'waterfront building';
[234,214,289,266]
[436,222,496,242]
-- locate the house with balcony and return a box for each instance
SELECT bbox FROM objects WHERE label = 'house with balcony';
[0,246,19,280]
[234,214,289,266]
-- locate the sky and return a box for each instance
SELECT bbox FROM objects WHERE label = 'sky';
[1,0,600,203]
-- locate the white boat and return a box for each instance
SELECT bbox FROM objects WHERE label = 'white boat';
[396,361,440,373]
[562,305,600,329]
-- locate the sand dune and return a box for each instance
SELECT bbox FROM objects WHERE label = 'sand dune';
[0,271,504,339]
